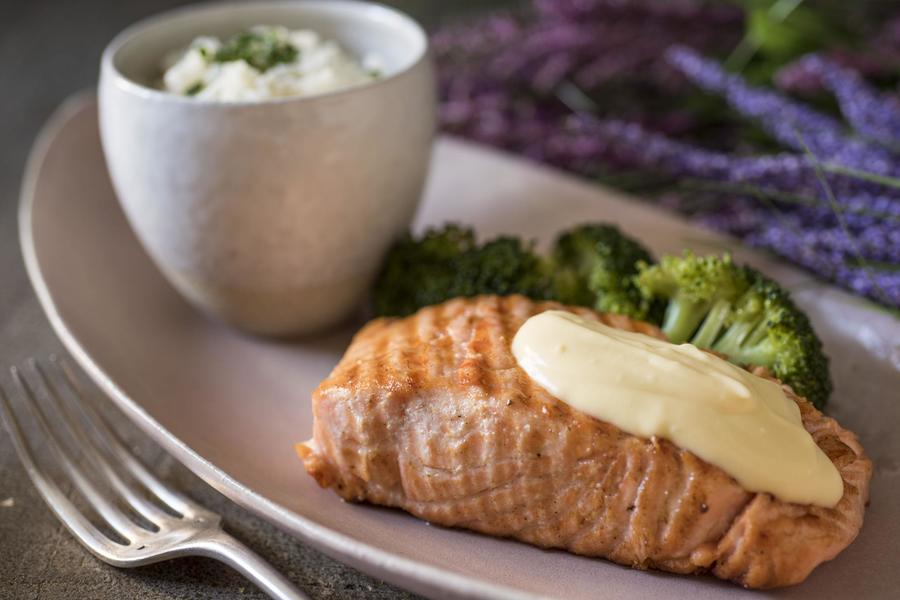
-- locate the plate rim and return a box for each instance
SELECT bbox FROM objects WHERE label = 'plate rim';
[18,92,549,600]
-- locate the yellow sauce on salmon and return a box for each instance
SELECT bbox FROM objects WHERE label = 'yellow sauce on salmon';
[512,310,842,507]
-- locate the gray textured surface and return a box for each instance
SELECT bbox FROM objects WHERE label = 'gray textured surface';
[0,1,516,598]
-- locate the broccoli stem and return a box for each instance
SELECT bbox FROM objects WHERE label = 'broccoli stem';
[721,337,776,371]
[690,298,733,348]
[661,292,710,343]
[745,320,770,347]
[712,317,763,360]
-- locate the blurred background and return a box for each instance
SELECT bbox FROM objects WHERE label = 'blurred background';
[2,0,898,315]
[0,0,898,598]
[430,0,900,311]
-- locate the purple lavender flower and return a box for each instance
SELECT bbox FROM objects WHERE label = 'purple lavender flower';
[533,0,742,32]
[577,109,900,307]
[700,209,900,307]
[777,17,900,95]
[578,117,900,306]
[435,0,744,150]
[585,119,739,179]
[788,54,900,148]
[747,222,900,306]
[665,46,898,173]
[578,116,898,200]
[434,3,900,308]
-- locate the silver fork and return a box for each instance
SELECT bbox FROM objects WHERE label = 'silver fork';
[0,356,307,600]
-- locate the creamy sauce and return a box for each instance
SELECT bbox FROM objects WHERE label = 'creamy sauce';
[511,311,843,507]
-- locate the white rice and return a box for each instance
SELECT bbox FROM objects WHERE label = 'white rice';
[161,26,382,101]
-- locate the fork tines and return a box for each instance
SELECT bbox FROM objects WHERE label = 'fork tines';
[0,356,211,565]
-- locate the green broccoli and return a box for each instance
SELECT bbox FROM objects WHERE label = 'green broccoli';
[635,251,832,408]
[371,225,554,317]
[373,228,832,407]
[552,224,662,321]
[372,223,657,319]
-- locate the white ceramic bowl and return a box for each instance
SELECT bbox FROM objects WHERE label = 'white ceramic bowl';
[99,0,435,336]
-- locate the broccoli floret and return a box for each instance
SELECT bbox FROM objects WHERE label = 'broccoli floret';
[372,225,553,317]
[371,225,472,317]
[552,224,662,321]
[373,223,659,319]
[635,252,832,408]
[453,236,555,299]
[711,274,832,408]
[635,253,751,344]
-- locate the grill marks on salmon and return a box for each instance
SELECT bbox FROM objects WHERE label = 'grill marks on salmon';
[297,295,871,588]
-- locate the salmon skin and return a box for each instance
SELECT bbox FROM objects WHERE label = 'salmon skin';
[298,295,871,588]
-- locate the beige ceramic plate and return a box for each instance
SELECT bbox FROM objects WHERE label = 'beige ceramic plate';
[20,94,900,599]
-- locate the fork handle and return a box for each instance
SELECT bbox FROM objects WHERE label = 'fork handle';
[192,531,309,600]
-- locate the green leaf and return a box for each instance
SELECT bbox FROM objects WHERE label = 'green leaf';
[749,4,837,61]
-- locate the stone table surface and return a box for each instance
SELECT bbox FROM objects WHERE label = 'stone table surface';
[0,1,516,598]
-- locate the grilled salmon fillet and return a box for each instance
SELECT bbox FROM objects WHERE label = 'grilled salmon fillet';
[298,295,871,588]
